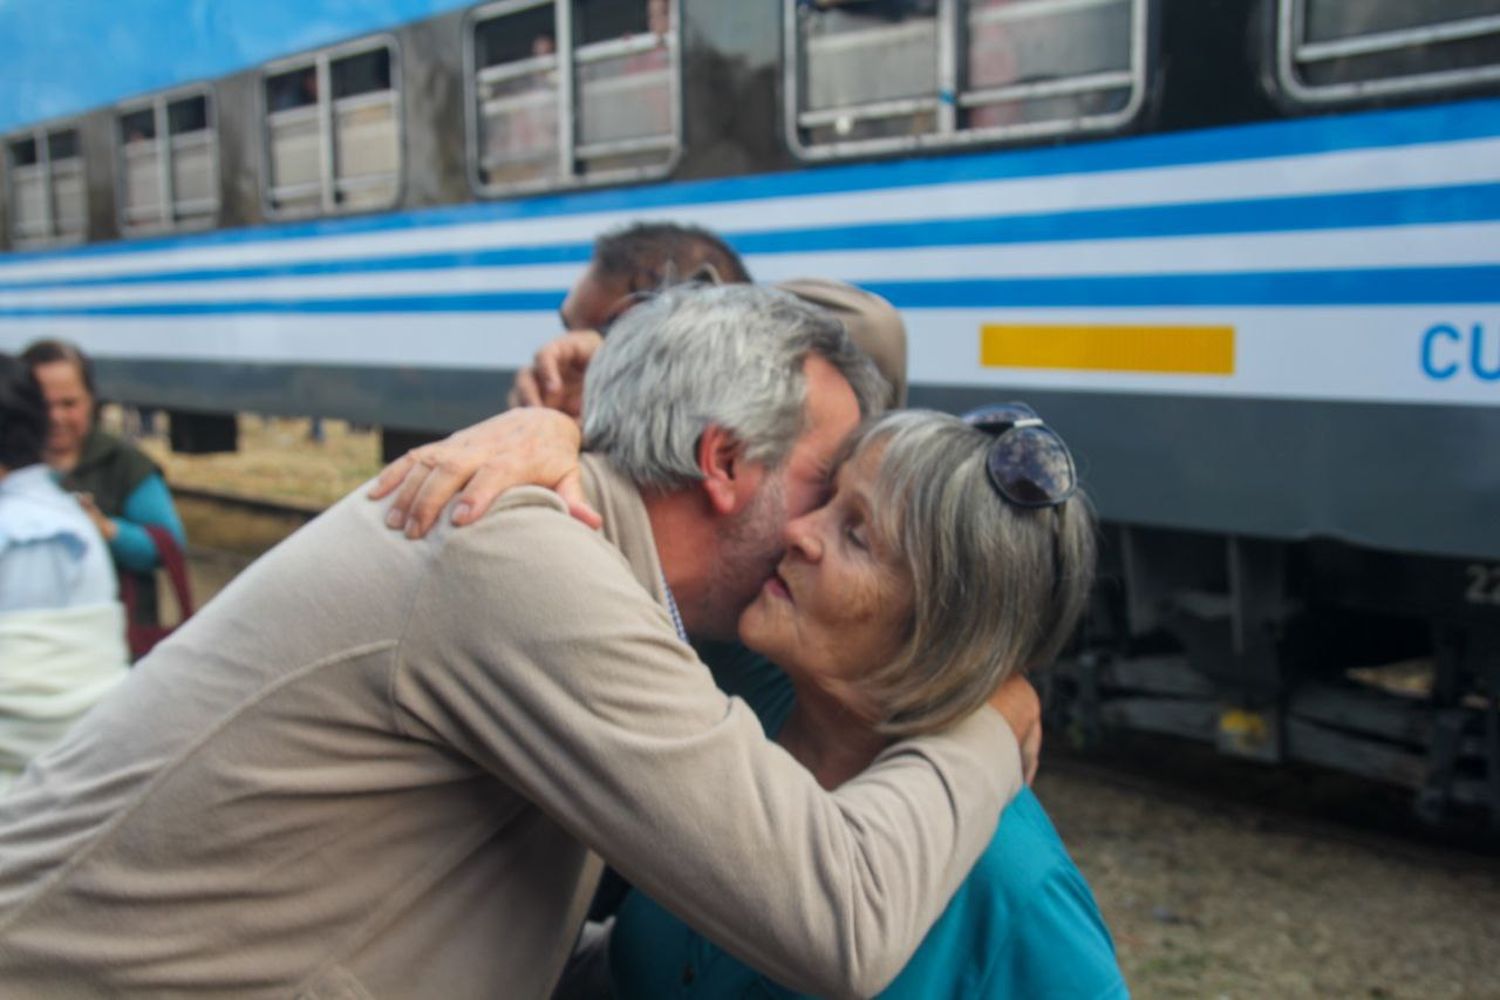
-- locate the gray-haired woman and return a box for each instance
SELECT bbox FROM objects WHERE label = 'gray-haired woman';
[604,404,1125,998]
[376,396,1124,996]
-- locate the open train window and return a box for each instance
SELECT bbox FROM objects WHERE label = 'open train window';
[466,0,679,196]
[1276,0,1500,105]
[261,38,402,218]
[5,125,85,245]
[785,0,1149,160]
[116,89,219,234]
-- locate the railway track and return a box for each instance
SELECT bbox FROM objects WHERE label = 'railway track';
[1047,734,1500,862]
[172,484,326,522]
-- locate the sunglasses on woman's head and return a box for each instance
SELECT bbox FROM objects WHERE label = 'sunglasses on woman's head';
[961,403,1078,508]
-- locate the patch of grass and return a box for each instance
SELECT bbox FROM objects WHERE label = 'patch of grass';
[131,414,383,509]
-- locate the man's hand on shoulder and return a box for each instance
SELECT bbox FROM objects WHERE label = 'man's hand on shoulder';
[368,407,600,538]
[988,674,1042,785]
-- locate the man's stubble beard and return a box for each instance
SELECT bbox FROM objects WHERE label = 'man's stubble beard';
[691,474,788,643]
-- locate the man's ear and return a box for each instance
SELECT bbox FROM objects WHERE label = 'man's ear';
[696,424,752,517]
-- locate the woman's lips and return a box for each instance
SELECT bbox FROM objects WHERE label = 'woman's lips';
[764,571,791,602]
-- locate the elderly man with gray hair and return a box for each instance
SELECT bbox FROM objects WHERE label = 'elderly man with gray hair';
[0,284,1028,999]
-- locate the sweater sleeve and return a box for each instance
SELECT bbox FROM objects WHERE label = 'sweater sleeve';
[393,497,1022,1000]
[108,474,187,573]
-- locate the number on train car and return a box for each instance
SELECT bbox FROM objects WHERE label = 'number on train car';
[1465,565,1500,606]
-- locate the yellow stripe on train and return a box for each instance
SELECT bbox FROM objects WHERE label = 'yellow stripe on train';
[980,324,1236,375]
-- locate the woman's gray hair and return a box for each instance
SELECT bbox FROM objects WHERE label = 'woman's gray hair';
[582,283,888,492]
[849,410,1097,737]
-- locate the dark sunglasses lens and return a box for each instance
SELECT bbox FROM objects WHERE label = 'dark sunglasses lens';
[963,402,1040,432]
[987,426,1076,506]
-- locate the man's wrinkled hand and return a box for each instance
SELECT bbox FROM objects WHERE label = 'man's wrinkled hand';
[988,674,1042,785]
[504,330,604,418]
[367,407,600,538]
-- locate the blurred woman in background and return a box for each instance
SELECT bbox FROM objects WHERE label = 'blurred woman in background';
[0,353,129,790]
[21,340,185,633]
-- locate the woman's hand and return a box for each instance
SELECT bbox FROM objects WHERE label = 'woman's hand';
[368,408,601,538]
[75,492,119,542]
[988,674,1042,784]
[504,330,604,417]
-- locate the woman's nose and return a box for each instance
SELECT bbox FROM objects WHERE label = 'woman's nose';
[783,510,823,562]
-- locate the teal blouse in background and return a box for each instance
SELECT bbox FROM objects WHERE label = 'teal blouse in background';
[608,642,1129,999]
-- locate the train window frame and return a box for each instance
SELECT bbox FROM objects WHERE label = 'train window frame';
[114,85,220,236]
[4,122,87,247]
[782,0,1151,162]
[1274,0,1500,106]
[258,34,405,220]
[463,0,683,199]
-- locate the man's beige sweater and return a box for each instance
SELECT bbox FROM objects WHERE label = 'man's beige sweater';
[0,456,1020,999]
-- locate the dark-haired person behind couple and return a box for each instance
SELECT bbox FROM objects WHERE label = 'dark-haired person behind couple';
[505,219,754,418]
[0,354,129,790]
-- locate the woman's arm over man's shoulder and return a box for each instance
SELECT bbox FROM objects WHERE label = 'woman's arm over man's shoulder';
[390,498,1023,999]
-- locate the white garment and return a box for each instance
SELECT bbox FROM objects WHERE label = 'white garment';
[0,464,118,612]
[0,465,129,791]
[0,603,130,790]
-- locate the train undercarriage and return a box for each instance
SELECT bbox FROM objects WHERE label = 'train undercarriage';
[1053,526,1500,832]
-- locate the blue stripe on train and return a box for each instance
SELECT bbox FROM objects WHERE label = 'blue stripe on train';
[1,97,1498,270]
[4,265,1498,315]
[5,182,1500,294]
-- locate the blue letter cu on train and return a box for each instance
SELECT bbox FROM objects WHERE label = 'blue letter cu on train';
[1422,323,1500,381]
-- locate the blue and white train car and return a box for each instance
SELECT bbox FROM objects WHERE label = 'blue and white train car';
[1,0,1498,822]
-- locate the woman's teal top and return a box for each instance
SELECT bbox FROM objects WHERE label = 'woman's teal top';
[609,643,1128,999]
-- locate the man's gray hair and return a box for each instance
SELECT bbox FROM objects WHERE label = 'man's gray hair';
[845,410,1097,737]
[582,284,888,491]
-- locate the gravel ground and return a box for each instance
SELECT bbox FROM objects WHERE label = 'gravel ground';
[153,415,1500,1000]
[1038,765,1500,998]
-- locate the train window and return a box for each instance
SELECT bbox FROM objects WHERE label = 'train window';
[265,62,326,216]
[166,95,217,223]
[116,89,219,234]
[169,95,210,135]
[795,1,940,146]
[9,137,38,167]
[46,131,80,162]
[573,0,675,177]
[262,38,402,218]
[5,126,85,245]
[785,0,1148,160]
[330,47,401,210]
[471,0,562,189]
[1276,0,1500,104]
[466,0,679,196]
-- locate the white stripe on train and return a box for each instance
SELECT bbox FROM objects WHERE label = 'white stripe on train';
[1,134,1498,286]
